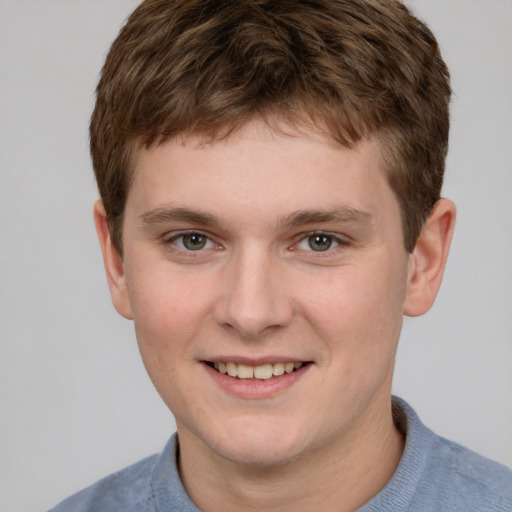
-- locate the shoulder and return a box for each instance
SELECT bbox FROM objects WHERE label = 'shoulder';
[48,433,198,512]
[48,454,159,512]
[393,397,512,512]
[420,434,512,511]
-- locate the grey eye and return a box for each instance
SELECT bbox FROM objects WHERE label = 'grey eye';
[181,233,208,250]
[307,234,334,251]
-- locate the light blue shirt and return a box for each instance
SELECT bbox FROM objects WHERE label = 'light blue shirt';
[49,397,512,511]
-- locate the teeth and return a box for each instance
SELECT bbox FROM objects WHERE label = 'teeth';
[237,364,254,379]
[253,364,273,379]
[284,362,295,374]
[227,362,237,377]
[272,363,285,376]
[212,361,304,380]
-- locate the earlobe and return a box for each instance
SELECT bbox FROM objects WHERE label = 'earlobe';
[93,200,133,320]
[403,199,456,317]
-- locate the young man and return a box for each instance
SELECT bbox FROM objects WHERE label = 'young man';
[51,0,512,510]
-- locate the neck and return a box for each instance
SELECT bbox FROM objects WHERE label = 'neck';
[177,398,404,512]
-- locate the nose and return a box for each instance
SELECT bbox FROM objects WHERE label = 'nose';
[213,245,294,339]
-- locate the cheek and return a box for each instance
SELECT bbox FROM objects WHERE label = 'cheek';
[127,257,207,329]
[301,262,406,358]
[124,262,211,374]
[126,269,210,413]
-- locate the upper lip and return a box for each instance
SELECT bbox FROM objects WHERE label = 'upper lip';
[202,356,309,366]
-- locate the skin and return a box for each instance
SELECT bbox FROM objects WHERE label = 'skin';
[95,120,455,511]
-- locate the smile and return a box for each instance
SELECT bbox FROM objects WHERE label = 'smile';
[205,361,305,380]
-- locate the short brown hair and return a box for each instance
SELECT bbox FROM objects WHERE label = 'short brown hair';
[90,0,450,253]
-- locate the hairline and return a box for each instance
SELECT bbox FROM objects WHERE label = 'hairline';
[112,117,411,256]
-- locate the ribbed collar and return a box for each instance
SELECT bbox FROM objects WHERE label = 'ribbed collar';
[148,396,432,511]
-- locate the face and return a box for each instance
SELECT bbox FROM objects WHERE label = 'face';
[113,122,413,468]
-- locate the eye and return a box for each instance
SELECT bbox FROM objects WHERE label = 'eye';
[172,232,215,251]
[296,233,341,252]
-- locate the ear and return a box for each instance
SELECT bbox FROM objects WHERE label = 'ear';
[403,199,456,317]
[93,199,133,319]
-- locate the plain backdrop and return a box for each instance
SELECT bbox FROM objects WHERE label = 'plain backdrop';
[0,1,511,511]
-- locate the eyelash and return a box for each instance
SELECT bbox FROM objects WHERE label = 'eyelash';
[163,230,350,256]
[293,232,350,255]
[164,231,220,253]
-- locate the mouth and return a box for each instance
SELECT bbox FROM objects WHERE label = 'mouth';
[204,361,308,380]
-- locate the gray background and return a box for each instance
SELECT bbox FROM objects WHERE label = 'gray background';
[0,1,511,510]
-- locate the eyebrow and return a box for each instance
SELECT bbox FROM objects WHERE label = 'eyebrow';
[139,204,374,230]
[140,206,231,230]
[277,206,374,229]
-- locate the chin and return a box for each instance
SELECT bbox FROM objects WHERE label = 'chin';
[216,439,304,469]
[200,415,311,468]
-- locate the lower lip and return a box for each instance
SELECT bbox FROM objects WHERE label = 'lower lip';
[203,363,311,399]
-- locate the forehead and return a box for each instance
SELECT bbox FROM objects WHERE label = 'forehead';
[126,121,399,234]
